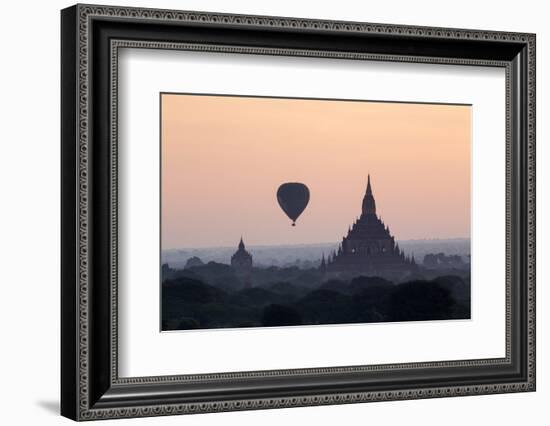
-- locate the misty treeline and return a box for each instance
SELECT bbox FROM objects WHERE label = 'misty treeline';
[162,239,470,270]
[162,262,470,331]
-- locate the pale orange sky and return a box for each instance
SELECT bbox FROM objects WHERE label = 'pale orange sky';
[161,94,471,249]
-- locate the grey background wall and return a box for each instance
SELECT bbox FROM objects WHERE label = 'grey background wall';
[0,0,546,424]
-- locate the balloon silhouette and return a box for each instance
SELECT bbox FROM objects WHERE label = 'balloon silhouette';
[276,182,310,226]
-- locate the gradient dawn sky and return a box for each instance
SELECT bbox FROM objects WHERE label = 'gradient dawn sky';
[161,94,471,249]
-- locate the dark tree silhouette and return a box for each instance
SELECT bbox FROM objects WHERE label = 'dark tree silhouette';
[319,279,348,293]
[229,287,283,307]
[162,277,226,304]
[389,280,455,321]
[349,276,394,294]
[161,263,470,330]
[296,289,356,324]
[432,275,469,302]
[261,304,302,327]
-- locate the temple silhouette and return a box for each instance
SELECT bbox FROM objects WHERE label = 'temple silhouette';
[231,237,253,287]
[323,175,417,279]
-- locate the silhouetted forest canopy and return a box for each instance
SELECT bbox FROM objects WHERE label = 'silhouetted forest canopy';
[161,262,470,331]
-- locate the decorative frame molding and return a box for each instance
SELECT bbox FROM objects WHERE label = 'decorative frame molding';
[61,4,536,421]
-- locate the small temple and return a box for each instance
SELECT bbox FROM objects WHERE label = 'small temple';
[324,175,416,279]
[231,237,253,287]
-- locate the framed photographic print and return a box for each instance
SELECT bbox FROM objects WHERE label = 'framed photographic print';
[61,4,536,421]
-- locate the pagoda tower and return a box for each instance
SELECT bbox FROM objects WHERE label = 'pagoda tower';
[326,175,416,278]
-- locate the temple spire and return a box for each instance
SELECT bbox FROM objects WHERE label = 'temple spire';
[367,174,372,195]
[238,236,245,250]
[362,174,377,216]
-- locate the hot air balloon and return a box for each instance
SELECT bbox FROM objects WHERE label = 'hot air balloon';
[276,182,310,226]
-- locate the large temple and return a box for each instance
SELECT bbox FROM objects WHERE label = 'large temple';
[324,175,417,279]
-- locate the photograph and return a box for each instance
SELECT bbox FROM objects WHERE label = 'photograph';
[160,94,472,331]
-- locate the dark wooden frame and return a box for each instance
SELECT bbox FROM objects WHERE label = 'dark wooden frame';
[61,3,536,421]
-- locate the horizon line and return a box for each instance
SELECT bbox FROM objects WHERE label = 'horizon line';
[163,236,471,251]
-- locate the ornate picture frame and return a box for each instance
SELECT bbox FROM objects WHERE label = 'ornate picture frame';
[61,4,535,421]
